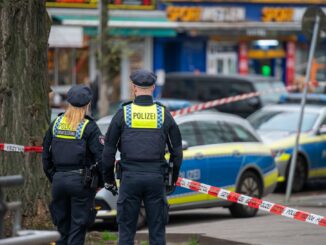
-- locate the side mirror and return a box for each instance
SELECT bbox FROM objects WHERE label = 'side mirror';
[182,140,189,150]
[318,125,326,135]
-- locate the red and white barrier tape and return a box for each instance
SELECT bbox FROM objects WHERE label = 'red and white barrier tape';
[0,82,320,153]
[176,177,326,227]
[0,143,43,153]
[170,85,298,117]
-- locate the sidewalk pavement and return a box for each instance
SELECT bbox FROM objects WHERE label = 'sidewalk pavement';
[163,193,326,245]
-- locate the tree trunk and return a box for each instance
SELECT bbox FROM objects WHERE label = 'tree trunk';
[98,0,111,117]
[0,0,51,217]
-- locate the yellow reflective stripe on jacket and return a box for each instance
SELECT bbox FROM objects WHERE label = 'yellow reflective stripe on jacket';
[123,103,165,129]
[78,119,89,138]
[52,116,62,135]
[52,115,89,139]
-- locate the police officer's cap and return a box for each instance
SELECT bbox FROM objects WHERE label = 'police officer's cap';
[130,69,157,87]
[67,85,92,107]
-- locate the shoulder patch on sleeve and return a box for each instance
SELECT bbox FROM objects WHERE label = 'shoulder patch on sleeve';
[99,135,105,145]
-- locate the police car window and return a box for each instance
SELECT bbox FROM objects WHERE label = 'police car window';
[231,124,258,142]
[196,121,236,145]
[178,122,200,147]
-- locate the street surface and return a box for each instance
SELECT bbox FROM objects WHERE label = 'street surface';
[138,182,326,244]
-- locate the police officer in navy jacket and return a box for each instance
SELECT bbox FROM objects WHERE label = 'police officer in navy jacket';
[42,85,104,245]
[102,69,183,245]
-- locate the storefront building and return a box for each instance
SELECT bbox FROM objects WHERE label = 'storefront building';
[46,0,176,106]
[47,0,326,105]
[154,0,326,87]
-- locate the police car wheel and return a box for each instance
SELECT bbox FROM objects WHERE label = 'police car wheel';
[288,155,307,193]
[229,171,262,218]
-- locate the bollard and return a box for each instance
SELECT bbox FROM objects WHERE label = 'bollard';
[7,202,22,236]
[0,175,24,238]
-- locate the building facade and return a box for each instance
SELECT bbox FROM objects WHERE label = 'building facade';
[47,0,176,106]
[154,0,326,87]
[47,0,326,105]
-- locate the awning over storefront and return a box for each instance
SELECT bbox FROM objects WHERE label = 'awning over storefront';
[49,26,84,47]
[47,8,306,40]
[48,9,177,37]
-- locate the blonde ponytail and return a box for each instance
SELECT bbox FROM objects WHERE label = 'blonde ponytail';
[64,104,88,130]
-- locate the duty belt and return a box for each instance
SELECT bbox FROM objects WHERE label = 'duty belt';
[69,169,85,175]
[57,169,85,175]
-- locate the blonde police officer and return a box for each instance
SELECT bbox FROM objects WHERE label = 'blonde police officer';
[102,69,183,245]
[42,85,104,245]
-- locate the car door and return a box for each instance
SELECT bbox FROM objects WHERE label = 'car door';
[311,114,326,177]
[168,121,210,205]
[195,120,245,190]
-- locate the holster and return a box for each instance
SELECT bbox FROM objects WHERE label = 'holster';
[83,164,99,188]
[115,160,122,180]
[83,167,92,187]
[165,161,175,195]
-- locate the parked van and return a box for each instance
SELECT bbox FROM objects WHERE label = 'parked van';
[161,73,285,117]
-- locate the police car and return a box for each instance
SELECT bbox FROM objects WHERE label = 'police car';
[248,102,326,192]
[95,110,278,226]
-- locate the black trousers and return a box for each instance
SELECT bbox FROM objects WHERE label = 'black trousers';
[50,172,96,245]
[117,171,169,245]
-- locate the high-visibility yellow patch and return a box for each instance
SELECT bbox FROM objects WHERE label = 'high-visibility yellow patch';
[309,167,326,178]
[53,115,89,139]
[124,103,164,129]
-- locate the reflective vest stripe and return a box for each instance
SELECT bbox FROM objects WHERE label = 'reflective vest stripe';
[53,115,64,136]
[125,104,132,128]
[52,115,89,139]
[77,119,89,139]
[156,104,164,128]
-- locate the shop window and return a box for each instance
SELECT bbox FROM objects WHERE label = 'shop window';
[58,48,74,85]
[48,49,55,86]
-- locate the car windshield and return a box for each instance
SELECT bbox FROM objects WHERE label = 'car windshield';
[253,80,285,104]
[248,110,319,132]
